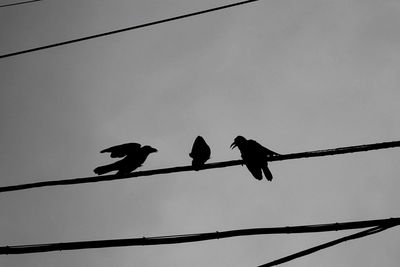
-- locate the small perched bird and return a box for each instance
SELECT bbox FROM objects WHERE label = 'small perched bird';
[94,143,157,175]
[230,136,279,181]
[189,136,211,170]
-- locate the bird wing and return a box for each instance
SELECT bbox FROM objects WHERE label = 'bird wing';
[261,146,279,156]
[247,140,279,157]
[100,143,141,158]
[245,162,263,180]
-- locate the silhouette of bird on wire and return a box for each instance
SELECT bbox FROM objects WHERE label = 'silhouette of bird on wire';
[94,143,158,175]
[189,136,211,170]
[230,136,279,181]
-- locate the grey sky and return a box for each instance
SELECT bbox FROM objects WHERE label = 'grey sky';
[1,0,400,266]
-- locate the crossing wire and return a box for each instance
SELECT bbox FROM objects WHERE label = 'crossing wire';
[258,225,396,267]
[0,140,399,193]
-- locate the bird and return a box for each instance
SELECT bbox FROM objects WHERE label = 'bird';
[230,136,279,181]
[94,143,158,175]
[189,136,211,170]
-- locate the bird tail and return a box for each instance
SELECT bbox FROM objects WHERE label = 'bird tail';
[262,165,273,181]
[93,163,117,175]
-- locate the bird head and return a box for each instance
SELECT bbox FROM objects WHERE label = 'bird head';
[230,135,247,149]
[141,145,158,154]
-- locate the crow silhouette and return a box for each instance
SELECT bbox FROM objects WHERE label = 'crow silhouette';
[94,143,157,175]
[230,136,279,181]
[189,136,211,170]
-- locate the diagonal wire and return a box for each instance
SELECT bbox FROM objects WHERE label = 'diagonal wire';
[0,0,42,8]
[0,140,399,193]
[0,0,260,59]
[1,217,398,255]
[258,224,397,267]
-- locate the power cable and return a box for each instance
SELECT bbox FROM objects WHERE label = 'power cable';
[258,225,395,267]
[1,217,398,255]
[0,0,260,59]
[1,140,399,193]
[0,0,41,8]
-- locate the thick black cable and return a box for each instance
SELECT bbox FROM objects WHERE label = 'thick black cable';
[0,140,399,193]
[0,0,260,59]
[1,217,398,255]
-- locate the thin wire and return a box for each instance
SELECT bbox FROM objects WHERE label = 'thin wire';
[258,225,396,267]
[0,0,260,59]
[0,0,41,8]
[1,217,398,254]
[0,140,399,193]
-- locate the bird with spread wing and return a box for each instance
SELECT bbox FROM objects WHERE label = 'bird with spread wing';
[94,142,157,175]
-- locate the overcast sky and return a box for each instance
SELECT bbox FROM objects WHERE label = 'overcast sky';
[1,0,400,266]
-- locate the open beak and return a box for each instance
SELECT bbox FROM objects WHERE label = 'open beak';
[230,142,237,149]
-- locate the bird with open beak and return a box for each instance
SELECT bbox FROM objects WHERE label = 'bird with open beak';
[231,136,279,181]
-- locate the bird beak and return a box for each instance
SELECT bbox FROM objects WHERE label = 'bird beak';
[151,148,158,153]
[230,142,237,149]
